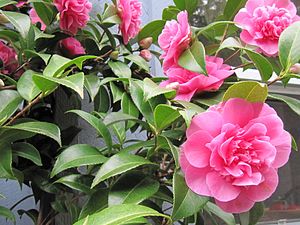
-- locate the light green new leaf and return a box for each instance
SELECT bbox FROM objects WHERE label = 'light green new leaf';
[125,54,150,72]
[279,21,300,69]
[109,172,159,206]
[108,61,132,78]
[0,142,14,179]
[0,10,30,38]
[68,110,112,151]
[84,74,101,101]
[223,81,268,102]
[178,40,207,75]
[74,204,170,225]
[138,20,166,44]
[12,142,42,166]
[51,144,107,177]
[92,152,155,188]
[172,171,209,220]
[0,90,23,125]
[17,70,41,102]
[0,206,15,223]
[154,105,181,132]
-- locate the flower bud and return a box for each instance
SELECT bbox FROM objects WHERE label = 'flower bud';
[290,63,300,74]
[139,37,153,49]
[165,82,180,90]
[0,79,4,87]
[109,51,119,60]
[139,49,152,62]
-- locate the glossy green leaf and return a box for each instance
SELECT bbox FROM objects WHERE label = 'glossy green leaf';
[173,0,198,15]
[162,136,180,169]
[143,78,176,101]
[172,171,209,220]
[84,74,101,101]
[0,142,14,179]
[110,82,123,103]
[0,10,30,38]
[125,54,150,72]
[51,144,107,177]
[205,202,235,225]
[17,209,38,225]
[239,202,264,225]
[268,93,300,116]
[0,90,23,125]
[5,121,61,146]
[0,206,15,223]
[0,0,16,7]
[12,142,42,166]
[162,6,180,20]
[109,172,159,206]
[122,93,139,129]
[178,40,207,75]
[103,112,148,130]
[24,50,51,64]
[138,20,166,44]
[92,152,155,188]
[154,105,181,132]
[55,174,94,194]
[279,21,300,69]
[196,21,235,36]
[223,0,247,20]
[33,72,84,98]
[223,81,268,102]
[74,204,170,225]
[17,70,41,102]
[68,110,112,151]
[108,61,132,78]
[33,1,56,26]
[0,29,19,43]
[102,4,121,24]
[94,86,111,113]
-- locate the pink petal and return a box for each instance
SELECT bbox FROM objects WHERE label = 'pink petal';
[206,172,241,202]
[232,172,262,186]
[271,130,291,168]
[215,193,255,213]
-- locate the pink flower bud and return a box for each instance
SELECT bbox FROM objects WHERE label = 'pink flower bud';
[59,37,86,58]
[290,63,300,74]
[139,37,153,49]
[165,82,180,90]
[139,49,152,62]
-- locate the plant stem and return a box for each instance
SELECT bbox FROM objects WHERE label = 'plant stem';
[224,50,240,64]
[0,85,16,90]
[267,76,282,86]
[215,24,229,57]
[10,194,34,210]
[234,62,254,70]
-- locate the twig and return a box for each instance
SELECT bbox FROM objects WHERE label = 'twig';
[224,49,241,63]
[268,76,282,86]
[234,62,253,70]
[5,94,43,126]
[216,24,229,57]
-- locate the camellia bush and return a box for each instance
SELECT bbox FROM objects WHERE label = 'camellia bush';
[1,0,300,224]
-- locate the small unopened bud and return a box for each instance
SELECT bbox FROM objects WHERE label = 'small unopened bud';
[109,50,119,60]
[0,15,9,24]
[140,49,152,62]
[165,82,180,90]
[139,37,153,49]
[0,79,5,87]
[290,63,300,74]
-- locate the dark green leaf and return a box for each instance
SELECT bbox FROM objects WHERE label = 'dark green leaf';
[54,174,94,194]
[84,74,101,101]
[205,202,235,225]
[12,142,42,166]
[268,93,300,116]
[162,6,180,20]
[108,61,132,78]
[223,0,247,21]
[122,93,139,129]
[154,105,181,132]
[17,70,41,102]
[138,20,166,44]
[94,86,111,113]
[51,144,107,177]
[0,90,23,125]
[0,142,13,179]
[33,2,57,26]
[0,206,15,223]
[173,0,198,15]
[125,54,150,72]
[92,152,155,188]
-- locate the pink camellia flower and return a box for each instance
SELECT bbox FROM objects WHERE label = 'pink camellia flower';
[29,8,47,31]
[180,98,291,213]
[160,56,234,101]
[234,0,300,56]
[0,41,19,75]
[158,11,191,72]
[54,0,92,35]
[117,0,142,45]
[59,37,86,58]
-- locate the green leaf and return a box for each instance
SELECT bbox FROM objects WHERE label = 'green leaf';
[0,90,23,125]
[51,144,107,177]
[68,110,112,151]
[102,4,121,24]
[143,78,176,101]
[125,54,150,72]
[12,142,42,166]
[0,29,20,43]
[122,93,139,129]
[103,112,149,130]
[92,152,155,188]
[173,0,198,15]
[161,136,180,169]
[24,50,51,64]
[17,209,38,225]
[154,105,181,132]
[110,82,123,103]
[292,135,298,151]
[74,204,170,225]
[0,206,15,223]
[138,20,166,44]
[223,81,268,102]
[268,93,300,116]
[108,61,132,78]
[33,72,85,98]
[172,171,209,220]
[249,202,264,225]
[33,1,57,26]
[17,70,41,102]
[205,202,235,225]
[5,121,61,146]
[162,6,180,20]
[54,174,94,194]
[79,189,109,219]
[223,0,247,21]
[0,10,30,38]
[178,40,207,75]
[84,74,101,101]
[0,0,16,8]
[109,172,159,206]
[279,21,300,70]
[196,21,235,36]
[0,142,14,179]
[94,86,111,113]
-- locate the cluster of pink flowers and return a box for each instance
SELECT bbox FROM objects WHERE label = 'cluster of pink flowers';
[234,0,300,56]
[0,41,19,75]
[117,0,142,44]
[158,11,234,101]
[180,98,291,213]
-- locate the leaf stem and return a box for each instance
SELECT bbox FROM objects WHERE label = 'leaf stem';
[224,49,240,64]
